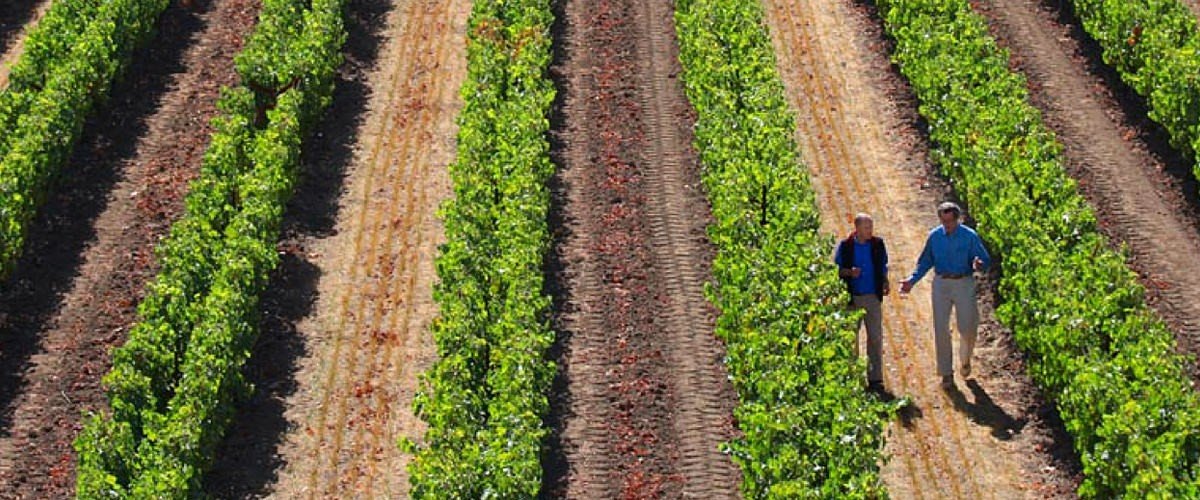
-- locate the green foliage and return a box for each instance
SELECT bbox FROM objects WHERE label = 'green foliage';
[73,0,346,497]
[674,0,891,497]
[404,1,557,498]
[876,0,1200,497]
[0,0,168,282]
[1069,0,1200,180]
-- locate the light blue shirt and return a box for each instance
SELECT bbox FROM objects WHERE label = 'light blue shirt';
[908,224,991,284]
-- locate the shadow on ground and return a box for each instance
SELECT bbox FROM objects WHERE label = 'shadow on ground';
[201,0,392,495]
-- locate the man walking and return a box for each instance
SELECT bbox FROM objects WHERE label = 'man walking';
[834,213,889,391]
[899,202,991,389]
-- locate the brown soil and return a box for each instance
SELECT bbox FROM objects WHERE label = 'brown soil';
[1180,0,1200,20]
[0,0,40,46]
[0,0,49,89]
[543,0,740,497]
[205,0,471,497]
[973,0,1200,381]
[202,0,395,494]
[0,0,258,497]
[763,0,1082,497]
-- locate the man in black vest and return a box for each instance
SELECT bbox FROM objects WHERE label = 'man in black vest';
[834,213,889,391]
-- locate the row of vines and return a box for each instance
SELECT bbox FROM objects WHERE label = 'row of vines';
[402,0,557,498]
[0,0,169,281]
[1068,0,1200,185]
[877,0,1200,496]
[72,0,346,496]
[675,0,891,497]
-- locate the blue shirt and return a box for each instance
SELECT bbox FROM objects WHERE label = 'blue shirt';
[908,224,991,284]
[834,238,887,295]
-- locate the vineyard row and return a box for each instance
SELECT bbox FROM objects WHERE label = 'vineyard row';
[73,0,347,496]
[675,0,892,497]
[878,0,1200,496]
[402,0,558,498]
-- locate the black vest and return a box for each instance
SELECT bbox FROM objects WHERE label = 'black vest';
[837,236,887,302]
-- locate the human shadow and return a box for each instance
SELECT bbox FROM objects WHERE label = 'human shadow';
[943,379,1027,441]
[871,386,924,430]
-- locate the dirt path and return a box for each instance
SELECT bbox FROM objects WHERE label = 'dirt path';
[0,0,258,496]
[0,0,49,89]
[974,0,1200,378]
[762,1,1080,498]
[239,0,469,497]
[0,0,42,45]
[544,0,740,497]
[1178,0,1200,21]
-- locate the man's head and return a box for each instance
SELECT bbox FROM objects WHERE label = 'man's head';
[854,213,874,239]
[937,202,961,229]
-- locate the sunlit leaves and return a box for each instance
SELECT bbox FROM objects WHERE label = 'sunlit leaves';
[877,0,1200,496]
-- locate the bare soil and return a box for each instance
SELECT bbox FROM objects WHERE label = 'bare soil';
[0,0,259,497]
[204,0,472,497]
[763,0,1082,497]
[0,0,49,89]
[973,0,1200,381]
[543,0,740,497]
[1180,0,1200,20]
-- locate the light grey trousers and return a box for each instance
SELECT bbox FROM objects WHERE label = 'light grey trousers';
[852,294,884,382]
[931,275,979,377]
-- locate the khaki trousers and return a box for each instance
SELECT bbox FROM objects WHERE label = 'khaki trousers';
[851,294,884,382]
[931,275,979,376]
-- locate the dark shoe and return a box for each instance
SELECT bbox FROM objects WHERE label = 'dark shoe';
[961,359,972,379]
[867,380,885,393]
[940,374,955,390]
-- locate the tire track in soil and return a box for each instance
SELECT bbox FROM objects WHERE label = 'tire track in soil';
[0,0,50,89]
[974,0,1200,381]
[763,1,1079,498]
[0,0,259,496]
[546,0,739,497]
[263,0,469,497]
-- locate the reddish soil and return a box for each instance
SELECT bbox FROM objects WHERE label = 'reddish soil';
[201,0,392,494]
[544,0,739,497]
[0,0,258,496]
[1181,0,1200,20]
[0,0,50,88]
[973,0,1200,381]
[0,0,43,51]
[764,0,1082,497]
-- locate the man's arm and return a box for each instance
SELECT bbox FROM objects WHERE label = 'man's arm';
[907,235,934,284]
[971,231,992,271]
[880,239,889,278]
[834,241,853,278]
[880,239,891,294]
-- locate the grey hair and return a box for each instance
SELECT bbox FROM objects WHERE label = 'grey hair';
[937,201,961,216]
[853,213,873,225]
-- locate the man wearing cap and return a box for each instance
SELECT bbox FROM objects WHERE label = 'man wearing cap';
[899,202,991,389]
[834,213,889,392]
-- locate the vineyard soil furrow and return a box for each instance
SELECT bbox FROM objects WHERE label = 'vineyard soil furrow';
[974,0,1200,380]
[249,0,469,497]
[546,0,739,496]
[762,0,1080,497]
[0,0,259,496]
[0,0,49,89]
[1181,0,1200,21]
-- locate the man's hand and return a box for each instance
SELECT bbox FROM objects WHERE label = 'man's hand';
[972,256,984,272]
[899,279,913,294]
[849,267,862,278]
